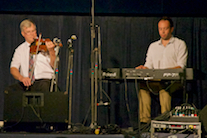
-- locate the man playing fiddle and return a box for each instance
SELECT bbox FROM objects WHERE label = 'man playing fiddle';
[9,19,56,92]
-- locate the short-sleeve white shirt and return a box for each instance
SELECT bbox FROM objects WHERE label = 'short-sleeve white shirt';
[10,41,54,79]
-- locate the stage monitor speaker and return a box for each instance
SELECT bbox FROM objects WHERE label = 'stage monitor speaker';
[3,90,68,131]
[199,104,207,133]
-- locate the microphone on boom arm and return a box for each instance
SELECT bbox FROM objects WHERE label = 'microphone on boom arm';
[67,35,77,48]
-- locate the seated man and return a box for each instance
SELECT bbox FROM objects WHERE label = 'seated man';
[7,19,56,92]
[135,16,188,123]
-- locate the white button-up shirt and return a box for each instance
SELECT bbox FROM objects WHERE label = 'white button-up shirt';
[144,36,188,69]
[10,41,54,79]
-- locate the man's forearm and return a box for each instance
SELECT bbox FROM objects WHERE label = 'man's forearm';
[48,49,56,68]
[10,67,23,81]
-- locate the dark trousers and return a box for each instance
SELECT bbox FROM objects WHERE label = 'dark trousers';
[5,79,58,93]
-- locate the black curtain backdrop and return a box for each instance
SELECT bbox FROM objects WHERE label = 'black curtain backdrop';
[0,14,207,128]
[1,0,207,16]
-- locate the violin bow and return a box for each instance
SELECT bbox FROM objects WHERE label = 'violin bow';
[29,33,42,83]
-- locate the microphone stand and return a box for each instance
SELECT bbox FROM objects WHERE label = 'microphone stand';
[95,25,110,124]
[94,47,98,125]
[66,40,74,129]
[50,39,61,92]
[90,1,109,127]
[97,26,103,104]
[92,25,107,127]
[90,0,96,128]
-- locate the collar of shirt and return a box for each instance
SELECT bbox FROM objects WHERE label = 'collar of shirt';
[25,41,31,48]
[158,36,175,46]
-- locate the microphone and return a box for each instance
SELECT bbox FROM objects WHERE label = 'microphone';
[67,35,77,47]
[97,101,110,106]
[71,35,77,40]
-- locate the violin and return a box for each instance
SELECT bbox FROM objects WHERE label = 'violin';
[30,38,63,54]
[30,38,51,54]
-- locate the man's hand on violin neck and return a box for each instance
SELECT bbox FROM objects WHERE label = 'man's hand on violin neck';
[45,41,55,51]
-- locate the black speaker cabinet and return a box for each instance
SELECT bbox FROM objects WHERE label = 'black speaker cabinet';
[199,105,207,133]
[3,90,68,131]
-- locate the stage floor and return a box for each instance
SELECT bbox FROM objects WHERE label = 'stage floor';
[0,133,125,138]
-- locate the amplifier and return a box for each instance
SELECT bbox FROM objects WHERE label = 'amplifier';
[3,90,68,132]
[151,120,201,138]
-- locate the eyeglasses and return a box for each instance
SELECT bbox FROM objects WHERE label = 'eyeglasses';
[24,29,37,35]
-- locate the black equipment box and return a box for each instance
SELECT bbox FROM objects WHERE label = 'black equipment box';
[3,90,68,131]
[151,120,201,138]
